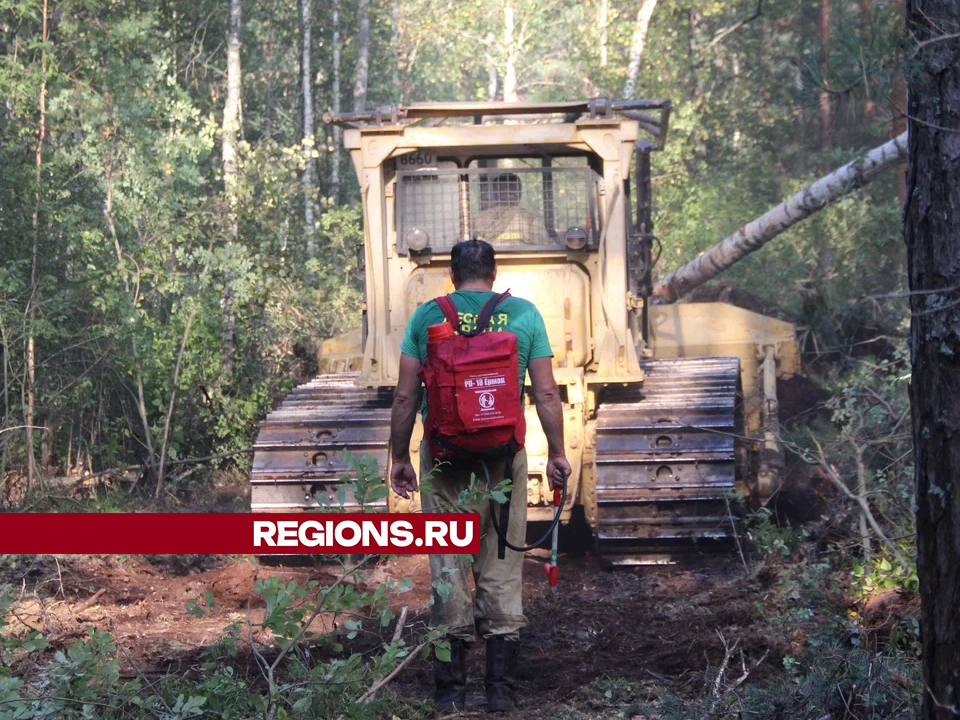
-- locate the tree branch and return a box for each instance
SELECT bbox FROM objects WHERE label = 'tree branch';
[705,0,762,49]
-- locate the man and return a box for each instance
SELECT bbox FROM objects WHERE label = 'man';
[472,172,548,245]
[389,239,571,713]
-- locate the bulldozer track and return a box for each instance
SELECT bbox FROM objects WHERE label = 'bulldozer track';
[595,356,743,565]
[250,373,394,511]
[250,359,744,566]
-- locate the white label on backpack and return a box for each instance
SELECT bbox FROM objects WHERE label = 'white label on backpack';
[458,369,511,428]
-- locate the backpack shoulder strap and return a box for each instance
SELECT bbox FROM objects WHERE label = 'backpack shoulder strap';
[468,290,511,336]
[434,295,460,329]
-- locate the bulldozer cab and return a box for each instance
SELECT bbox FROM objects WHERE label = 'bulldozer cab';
[332,99,672,386]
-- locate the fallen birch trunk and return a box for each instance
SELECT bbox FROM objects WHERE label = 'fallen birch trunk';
[653,133,908,303]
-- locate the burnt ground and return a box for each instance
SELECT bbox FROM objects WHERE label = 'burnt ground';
[2,550,794,718]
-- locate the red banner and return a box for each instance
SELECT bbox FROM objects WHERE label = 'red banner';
[0,513,482,554]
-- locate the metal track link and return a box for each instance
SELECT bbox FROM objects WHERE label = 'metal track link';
[595,357,742,564]
[250,373,393,511]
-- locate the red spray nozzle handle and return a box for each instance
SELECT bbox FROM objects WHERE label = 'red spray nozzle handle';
[543,563,559,587]
[553,467,570,507]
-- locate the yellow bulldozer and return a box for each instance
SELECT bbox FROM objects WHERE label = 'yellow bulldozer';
[250,99,800,565]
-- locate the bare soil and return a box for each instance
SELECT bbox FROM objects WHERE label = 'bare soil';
[4,550,791,717]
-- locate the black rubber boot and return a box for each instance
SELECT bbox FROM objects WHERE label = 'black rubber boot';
[434,637,468,712]
[485,636,520,713]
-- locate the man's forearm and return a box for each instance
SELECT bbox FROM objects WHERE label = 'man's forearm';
[534,386,565,457]
[390,389,420,462]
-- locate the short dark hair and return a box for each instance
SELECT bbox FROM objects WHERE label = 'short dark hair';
[451,240,496,286]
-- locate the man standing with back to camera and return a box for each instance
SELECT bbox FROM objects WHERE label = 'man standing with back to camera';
[388,239,571,713]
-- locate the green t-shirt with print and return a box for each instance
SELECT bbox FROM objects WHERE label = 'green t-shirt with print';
[399,290,554,420]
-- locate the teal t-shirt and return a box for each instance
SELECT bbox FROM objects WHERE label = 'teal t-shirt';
[399,290,554,420]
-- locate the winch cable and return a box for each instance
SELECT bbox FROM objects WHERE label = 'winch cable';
[479,459,568,553]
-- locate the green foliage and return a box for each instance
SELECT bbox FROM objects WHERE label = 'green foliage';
[746,507,806,559]
[0,558,442,720]
[621,646,921,720]
[852,548,919,599]
[0,456,452,718]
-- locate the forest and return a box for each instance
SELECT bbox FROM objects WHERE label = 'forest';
[1,0,958,718]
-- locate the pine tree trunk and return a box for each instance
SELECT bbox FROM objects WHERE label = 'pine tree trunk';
[300,0,316,257]
[502,4,519,102]
[904,3,960,717]
[654,133,908,303]
[331,0,342,200]
[818,0,832,149]
[623,0,659,100]
[352,0,369,112]
[25,0,50,491]
[221,0,242,377]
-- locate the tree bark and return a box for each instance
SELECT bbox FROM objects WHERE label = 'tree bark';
[623,0,659,100]
[331,0,342,200]
[300,0,316,257]
[352,0,370,113]
[221,0,242,377]
[502,4,519,102]
[654,133,908,303]
[903,2,960,717]
[25,0,50,491]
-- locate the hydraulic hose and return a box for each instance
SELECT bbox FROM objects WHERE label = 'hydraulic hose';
[480,459,568,553]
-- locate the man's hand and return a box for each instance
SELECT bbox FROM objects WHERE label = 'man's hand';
[389,354,422,499]
[391,460,418,499]
[546,455,572,490]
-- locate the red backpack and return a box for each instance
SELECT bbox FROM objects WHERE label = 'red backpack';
[419,292,526,460]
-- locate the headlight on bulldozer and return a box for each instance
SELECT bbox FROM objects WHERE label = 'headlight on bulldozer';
[405,226,430,252]
[564,226,588,251]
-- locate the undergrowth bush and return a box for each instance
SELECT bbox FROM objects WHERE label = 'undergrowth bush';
[0,454,452,720]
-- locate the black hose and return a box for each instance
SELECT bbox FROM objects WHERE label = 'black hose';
[480,459,567,553]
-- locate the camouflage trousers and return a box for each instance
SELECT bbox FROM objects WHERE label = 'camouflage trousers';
[419,440,528,641]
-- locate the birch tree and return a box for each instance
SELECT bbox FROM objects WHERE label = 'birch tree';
[221,0,242,376]
[300,0,317,257]
[331,0,342,200]
[353,0,370,112]
[654,133,908,303]
[502,3,519,102]
[391,0,401,100]
[485,32,498,101]
[598,0,608,67]
[24,0,50,490]
[623,0,659,100]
